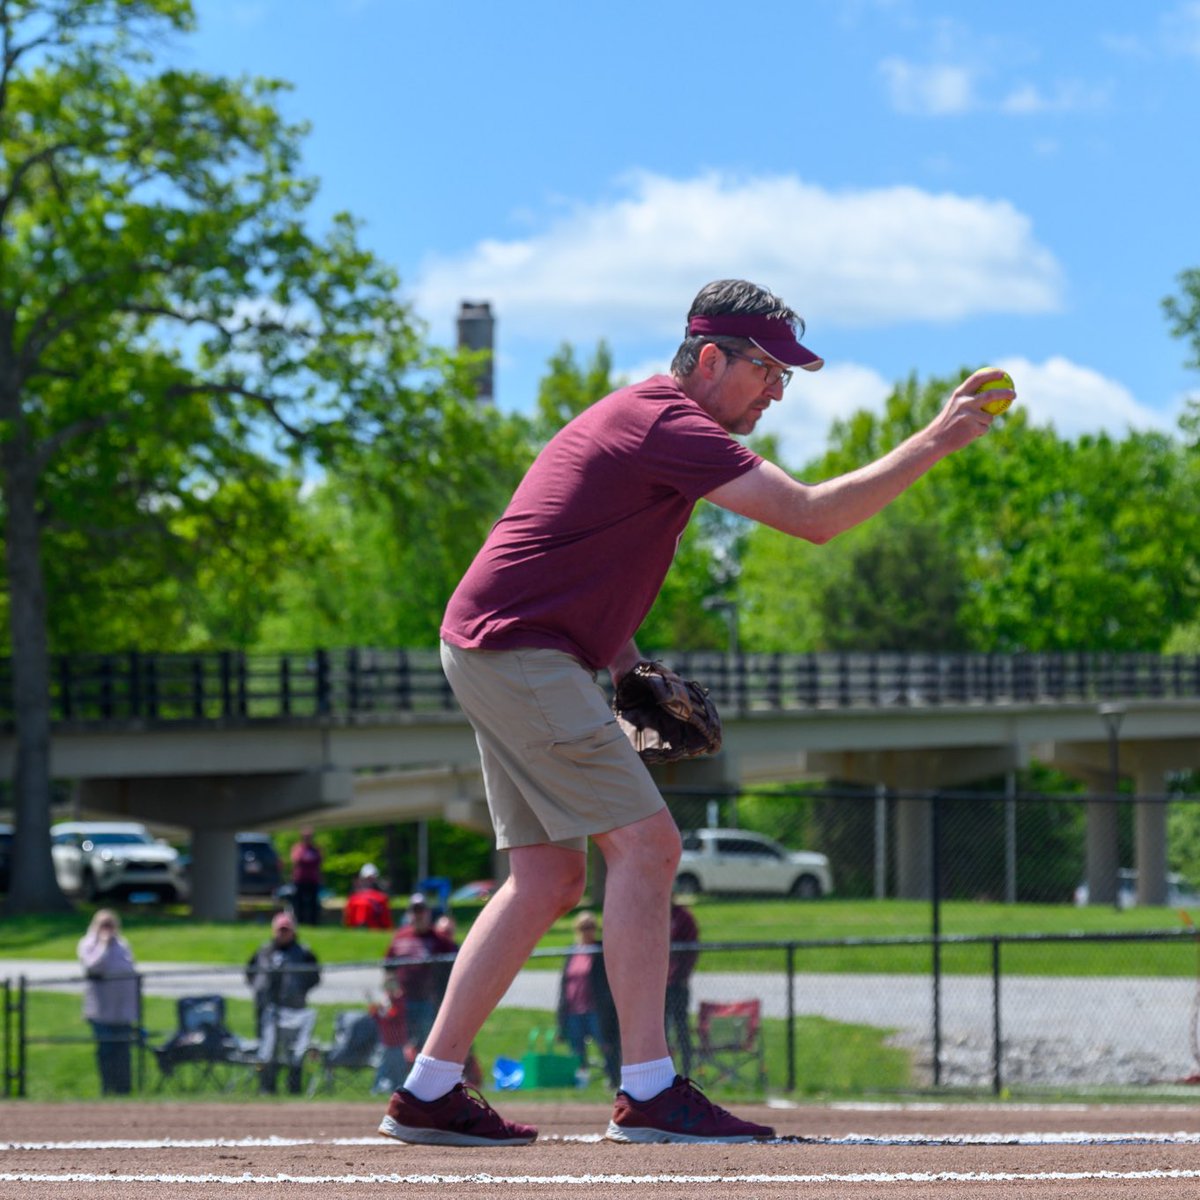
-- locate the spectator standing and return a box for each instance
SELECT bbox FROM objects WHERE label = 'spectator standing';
[383,893,458,1067]
[556,911,619,1088]
[665,899,700,1079]
[77,908,140,1095]
[344,863,393,930]
[289,827,323,926]
[245,911,321,1093]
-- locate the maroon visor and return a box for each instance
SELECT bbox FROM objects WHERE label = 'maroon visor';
[687,313,823,371]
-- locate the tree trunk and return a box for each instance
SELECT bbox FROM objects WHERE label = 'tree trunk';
[2,439,72,914]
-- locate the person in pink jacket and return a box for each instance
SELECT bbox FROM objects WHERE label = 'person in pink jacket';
[77,908,140,1094]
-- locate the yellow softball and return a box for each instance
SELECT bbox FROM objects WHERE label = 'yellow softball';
[978,371,1015,415]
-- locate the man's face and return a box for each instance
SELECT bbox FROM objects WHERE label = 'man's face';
[705,344,789,435]
[409,904,431,931]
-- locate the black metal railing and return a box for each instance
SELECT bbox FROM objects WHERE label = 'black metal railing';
[2,649,1199,728]
[7,929,1199,1099]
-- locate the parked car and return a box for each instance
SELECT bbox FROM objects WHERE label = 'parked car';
[0,822,12,892]
[235,832,283,896]
[675,828,833,898]
[50,820,186,903]
[1073,868,1200,909]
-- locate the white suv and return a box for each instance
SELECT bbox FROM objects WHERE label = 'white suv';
[51,821,185,903]
[675,828,833,899]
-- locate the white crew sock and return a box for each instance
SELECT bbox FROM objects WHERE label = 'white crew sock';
[620,1057,676,1101]
[402,1053,464,1102]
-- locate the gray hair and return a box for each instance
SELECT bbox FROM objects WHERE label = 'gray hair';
[670,279,801,377]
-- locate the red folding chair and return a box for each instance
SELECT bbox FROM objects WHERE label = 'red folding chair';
[695,999,767,1092]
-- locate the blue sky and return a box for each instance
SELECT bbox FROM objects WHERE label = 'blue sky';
[174,0,1200,464]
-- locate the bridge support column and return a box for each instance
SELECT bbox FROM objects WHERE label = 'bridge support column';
[189,827,239,922]
[1134,768,1168,907]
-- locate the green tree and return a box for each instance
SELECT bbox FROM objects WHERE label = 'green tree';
[530,340,620,445]
[256,402,532,651]
[737,373,971,651]
[737,369,1200,654]
[0,1,481,912]
[1164,267,1200,448]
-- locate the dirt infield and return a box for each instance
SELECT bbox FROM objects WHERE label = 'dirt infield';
[3,1098,1200,1199]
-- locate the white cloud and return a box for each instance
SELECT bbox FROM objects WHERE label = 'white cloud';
[994,356,1176,441]
[757,362,895,468]
[879,58,975,115]
[999,81,1109,115]
[615,354,672,387]
[754,356,1179,468]
[414,172,1062,344]
[880,55,1108,118]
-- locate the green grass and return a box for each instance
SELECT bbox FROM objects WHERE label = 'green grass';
[10,989,909,1102]
[3,897,1195,976]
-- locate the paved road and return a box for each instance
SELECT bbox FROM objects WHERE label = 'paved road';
[7,958,1198,1088]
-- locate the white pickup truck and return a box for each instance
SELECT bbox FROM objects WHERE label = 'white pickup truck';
[675,828,833,899]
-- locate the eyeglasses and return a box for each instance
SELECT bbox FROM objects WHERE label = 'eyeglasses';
[720,346,793,389]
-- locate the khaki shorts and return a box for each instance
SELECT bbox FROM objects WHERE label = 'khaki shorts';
[440,642,665,852]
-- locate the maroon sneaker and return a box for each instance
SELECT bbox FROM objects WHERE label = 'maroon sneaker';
[378,1084,537,1146]
[605,1075,775,1144]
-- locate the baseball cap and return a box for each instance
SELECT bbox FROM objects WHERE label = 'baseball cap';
[271,911,296,933]
[686,313,823,371]
[408,892,428,908]
[360,863,379,880]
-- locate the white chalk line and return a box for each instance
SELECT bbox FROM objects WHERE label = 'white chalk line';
[3,1170,1200,1185]
[6,1131,1200,1151]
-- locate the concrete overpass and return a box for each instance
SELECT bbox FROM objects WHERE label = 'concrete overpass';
[3,648,1199,917]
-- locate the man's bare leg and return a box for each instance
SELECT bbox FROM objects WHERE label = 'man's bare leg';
[592,807,682,1067]
[420,842,586,1064]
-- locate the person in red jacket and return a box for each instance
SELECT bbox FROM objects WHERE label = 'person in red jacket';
[344,863,393,930]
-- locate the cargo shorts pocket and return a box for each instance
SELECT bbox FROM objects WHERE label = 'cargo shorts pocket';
[543,720,629,764]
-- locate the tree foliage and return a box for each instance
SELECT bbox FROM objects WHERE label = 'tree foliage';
[737,371,1200,653]
[0,0,487,911]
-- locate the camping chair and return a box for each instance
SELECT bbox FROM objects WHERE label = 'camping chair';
[153,994,257,1094]
[306,1010,381,1096]
[694,999,767,1092]
[257,1002,318,1094]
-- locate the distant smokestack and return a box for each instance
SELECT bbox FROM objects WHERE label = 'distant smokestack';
[456,301,495,404]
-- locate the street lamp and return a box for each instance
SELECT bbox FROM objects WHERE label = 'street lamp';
[1098,702,1126,800]
[1093,702,1126,909]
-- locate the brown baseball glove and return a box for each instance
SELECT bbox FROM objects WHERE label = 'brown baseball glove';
[611,660,722,765]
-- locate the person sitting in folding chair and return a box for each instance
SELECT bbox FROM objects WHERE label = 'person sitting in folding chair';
[245,911,321,1094]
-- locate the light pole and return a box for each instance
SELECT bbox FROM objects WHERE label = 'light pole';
[1088,702,1126,907]
[1099,702,1126,799]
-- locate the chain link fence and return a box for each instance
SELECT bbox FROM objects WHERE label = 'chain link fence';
[7,934,1200,1101]
[6,789,1200,1102]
